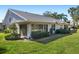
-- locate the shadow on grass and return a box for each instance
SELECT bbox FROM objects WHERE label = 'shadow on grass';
[0,47,7,54]
[31,33,73,44]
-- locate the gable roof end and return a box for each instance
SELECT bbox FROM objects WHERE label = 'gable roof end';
[9,9,28,21]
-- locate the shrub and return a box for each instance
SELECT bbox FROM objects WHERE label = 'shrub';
[4,28,12,33]
[55,29,70,34]
[5,33,20,40]
[31,31,49,39]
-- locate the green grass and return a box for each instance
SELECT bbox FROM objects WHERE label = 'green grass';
[0,30,79,54]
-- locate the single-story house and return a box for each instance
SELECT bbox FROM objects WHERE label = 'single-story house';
[3,9,68,39]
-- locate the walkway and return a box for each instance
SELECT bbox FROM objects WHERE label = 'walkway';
[34,34,68,44]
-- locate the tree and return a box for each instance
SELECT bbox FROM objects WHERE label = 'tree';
[51,12,58,19]
[57,13,68,21]
[62,14,68,22]
[43,11,52,17]
[68,6,79,27]
[68,7,76,26]
[43,11,68,22]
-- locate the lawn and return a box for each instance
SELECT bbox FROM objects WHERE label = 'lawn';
[0,30,79,54]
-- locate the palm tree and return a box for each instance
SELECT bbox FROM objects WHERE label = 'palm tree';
[43,11,68,22]
[68,7,77,26]
[68,7,76,17]
[43,11,57,18]
[60,13,68,22]
[52,12,57,18]
[68,6,79,27]
[63,17,68,22]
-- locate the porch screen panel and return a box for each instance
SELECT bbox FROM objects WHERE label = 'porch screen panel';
[32,24,48,32]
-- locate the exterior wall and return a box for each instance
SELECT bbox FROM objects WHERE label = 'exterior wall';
[0,23,3,31]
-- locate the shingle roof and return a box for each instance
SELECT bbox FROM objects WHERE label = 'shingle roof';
[10,9,60,23]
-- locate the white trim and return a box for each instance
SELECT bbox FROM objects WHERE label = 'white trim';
[27,24,31,38]
[48,24,52,32]
[15,23,20,34]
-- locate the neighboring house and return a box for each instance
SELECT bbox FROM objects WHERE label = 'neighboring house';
[3,9,68,38]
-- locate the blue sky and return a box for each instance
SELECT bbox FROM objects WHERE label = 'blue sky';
[0,5,77,22]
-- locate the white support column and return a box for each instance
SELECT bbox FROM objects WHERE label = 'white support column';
[43,24,45,32]
[15,23,20,34]
[61,25,64,29]
[48,24,52,32]
[27,24,32,38]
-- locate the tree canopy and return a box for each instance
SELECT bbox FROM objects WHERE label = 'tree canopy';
[43,11,68,22]
[68,6,79,26]
[68,6,79,21]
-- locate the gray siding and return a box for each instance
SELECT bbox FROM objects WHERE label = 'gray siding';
[3,10,24,26]
[0,23,3,31]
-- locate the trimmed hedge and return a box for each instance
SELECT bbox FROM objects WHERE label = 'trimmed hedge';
[5,33,20,40]
[55,29,70,34]
[31,31,49,39]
